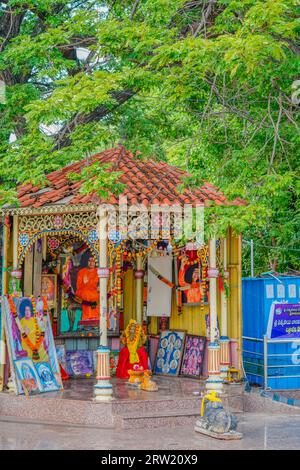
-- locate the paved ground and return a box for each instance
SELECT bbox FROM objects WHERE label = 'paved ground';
[0,412,300,450]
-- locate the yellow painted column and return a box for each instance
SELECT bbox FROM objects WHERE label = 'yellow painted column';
[10,214,22,295]
[135,254,143,325]
[220,237,230,381]
[227,228,243,372]
[0,216,9,391]
[12,214,18,270]
[206,238,223,392]
[2,215,9,295]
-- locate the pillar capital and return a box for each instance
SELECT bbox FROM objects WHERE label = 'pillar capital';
[207,267,219,278]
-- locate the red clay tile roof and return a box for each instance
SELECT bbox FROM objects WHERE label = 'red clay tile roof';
[17,146,246,208]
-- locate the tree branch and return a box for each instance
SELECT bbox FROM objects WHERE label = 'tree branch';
[130,0,141,20]
[53,89,136,150]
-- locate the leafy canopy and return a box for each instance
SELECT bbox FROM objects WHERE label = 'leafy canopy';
[0,0,299,273]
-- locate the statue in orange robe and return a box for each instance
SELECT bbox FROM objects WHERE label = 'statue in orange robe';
[76,256,99,320]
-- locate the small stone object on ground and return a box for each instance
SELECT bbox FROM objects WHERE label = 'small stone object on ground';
[195,392,243,440]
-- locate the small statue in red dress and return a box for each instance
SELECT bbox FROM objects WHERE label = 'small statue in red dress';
[116,319,149,379]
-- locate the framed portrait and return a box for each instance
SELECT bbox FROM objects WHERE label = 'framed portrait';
[55,344,67,372]
[107,308,120,337]
[3,295,62,395]
[175,254,208,307]
[58,247,100,337]
[154,330,186,377]
[109,351,119,376]
[14,358,42,395]
[66,350,94,377]
[35,361,60,392]
[41,274,57,309]
[111,337,120,351]
[180,335,206,378]
[148,335,160,371]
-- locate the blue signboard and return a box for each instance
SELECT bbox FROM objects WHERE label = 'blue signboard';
[267,303,300,339]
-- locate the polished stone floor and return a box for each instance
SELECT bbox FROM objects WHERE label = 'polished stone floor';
[33,376,209,401]
[22,376,243,402]
[0,413,300,450]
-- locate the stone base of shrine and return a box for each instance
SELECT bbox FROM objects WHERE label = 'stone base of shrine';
[0,377,245,429]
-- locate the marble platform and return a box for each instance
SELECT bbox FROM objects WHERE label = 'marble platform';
[0,377,245,429]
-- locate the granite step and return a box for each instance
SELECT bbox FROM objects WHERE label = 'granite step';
[115,408,243,430]
[111,396,203,415]
[111,392,244,416]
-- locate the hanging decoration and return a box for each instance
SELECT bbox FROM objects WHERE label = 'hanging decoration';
[116,250,122,309]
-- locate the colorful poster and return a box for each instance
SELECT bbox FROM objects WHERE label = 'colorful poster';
[59,247,103,337]
[267,302,300,339]
[35,362,59,392]
[111,337,120,351]
[55,344,67,371]
[107,308,119,336]
[41,274,57,309]
[176,252,208,306]
[148,335,160,371]
[154,330,185,376]
[180,335,206,378]
[109,351,119,376]
[3,295,62,394]
[66,350,94,376]
[14,358,42,395]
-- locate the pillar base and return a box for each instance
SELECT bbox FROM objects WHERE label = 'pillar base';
[205,375,224,393]
[220,368,230,382]
[219,336,230,382]
[94,381,114,402]
[205,341,223,393]
[93,346,113,402]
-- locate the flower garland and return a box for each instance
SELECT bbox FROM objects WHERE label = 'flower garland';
[122,320,144,364]
[116,250,122,308]
[109,240,159,260]
[177,254,201,266]
[198,248,208,311]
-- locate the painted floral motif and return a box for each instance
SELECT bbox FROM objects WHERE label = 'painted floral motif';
[53,215,63,229]
[48,237,60,251]
[19,233,29,247]
[88,229,98,244]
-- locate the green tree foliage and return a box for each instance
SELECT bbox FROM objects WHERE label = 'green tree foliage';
[0,0,299,273]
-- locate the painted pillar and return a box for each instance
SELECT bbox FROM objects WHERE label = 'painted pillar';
[0,218,8,391]
[94,208,113,402]
[135,254,143,324]
[2,215,9,295]
[12,214,18,270]
[10,214,22,294]
[206,238,223,392]
[219,237,230,381]
[227,228,243,372]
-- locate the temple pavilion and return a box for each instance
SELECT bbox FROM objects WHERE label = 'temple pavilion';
[0,145,245,400]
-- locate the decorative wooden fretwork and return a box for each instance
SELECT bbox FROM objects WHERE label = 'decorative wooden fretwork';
[17,210,100,267]
[11,201,204,266]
